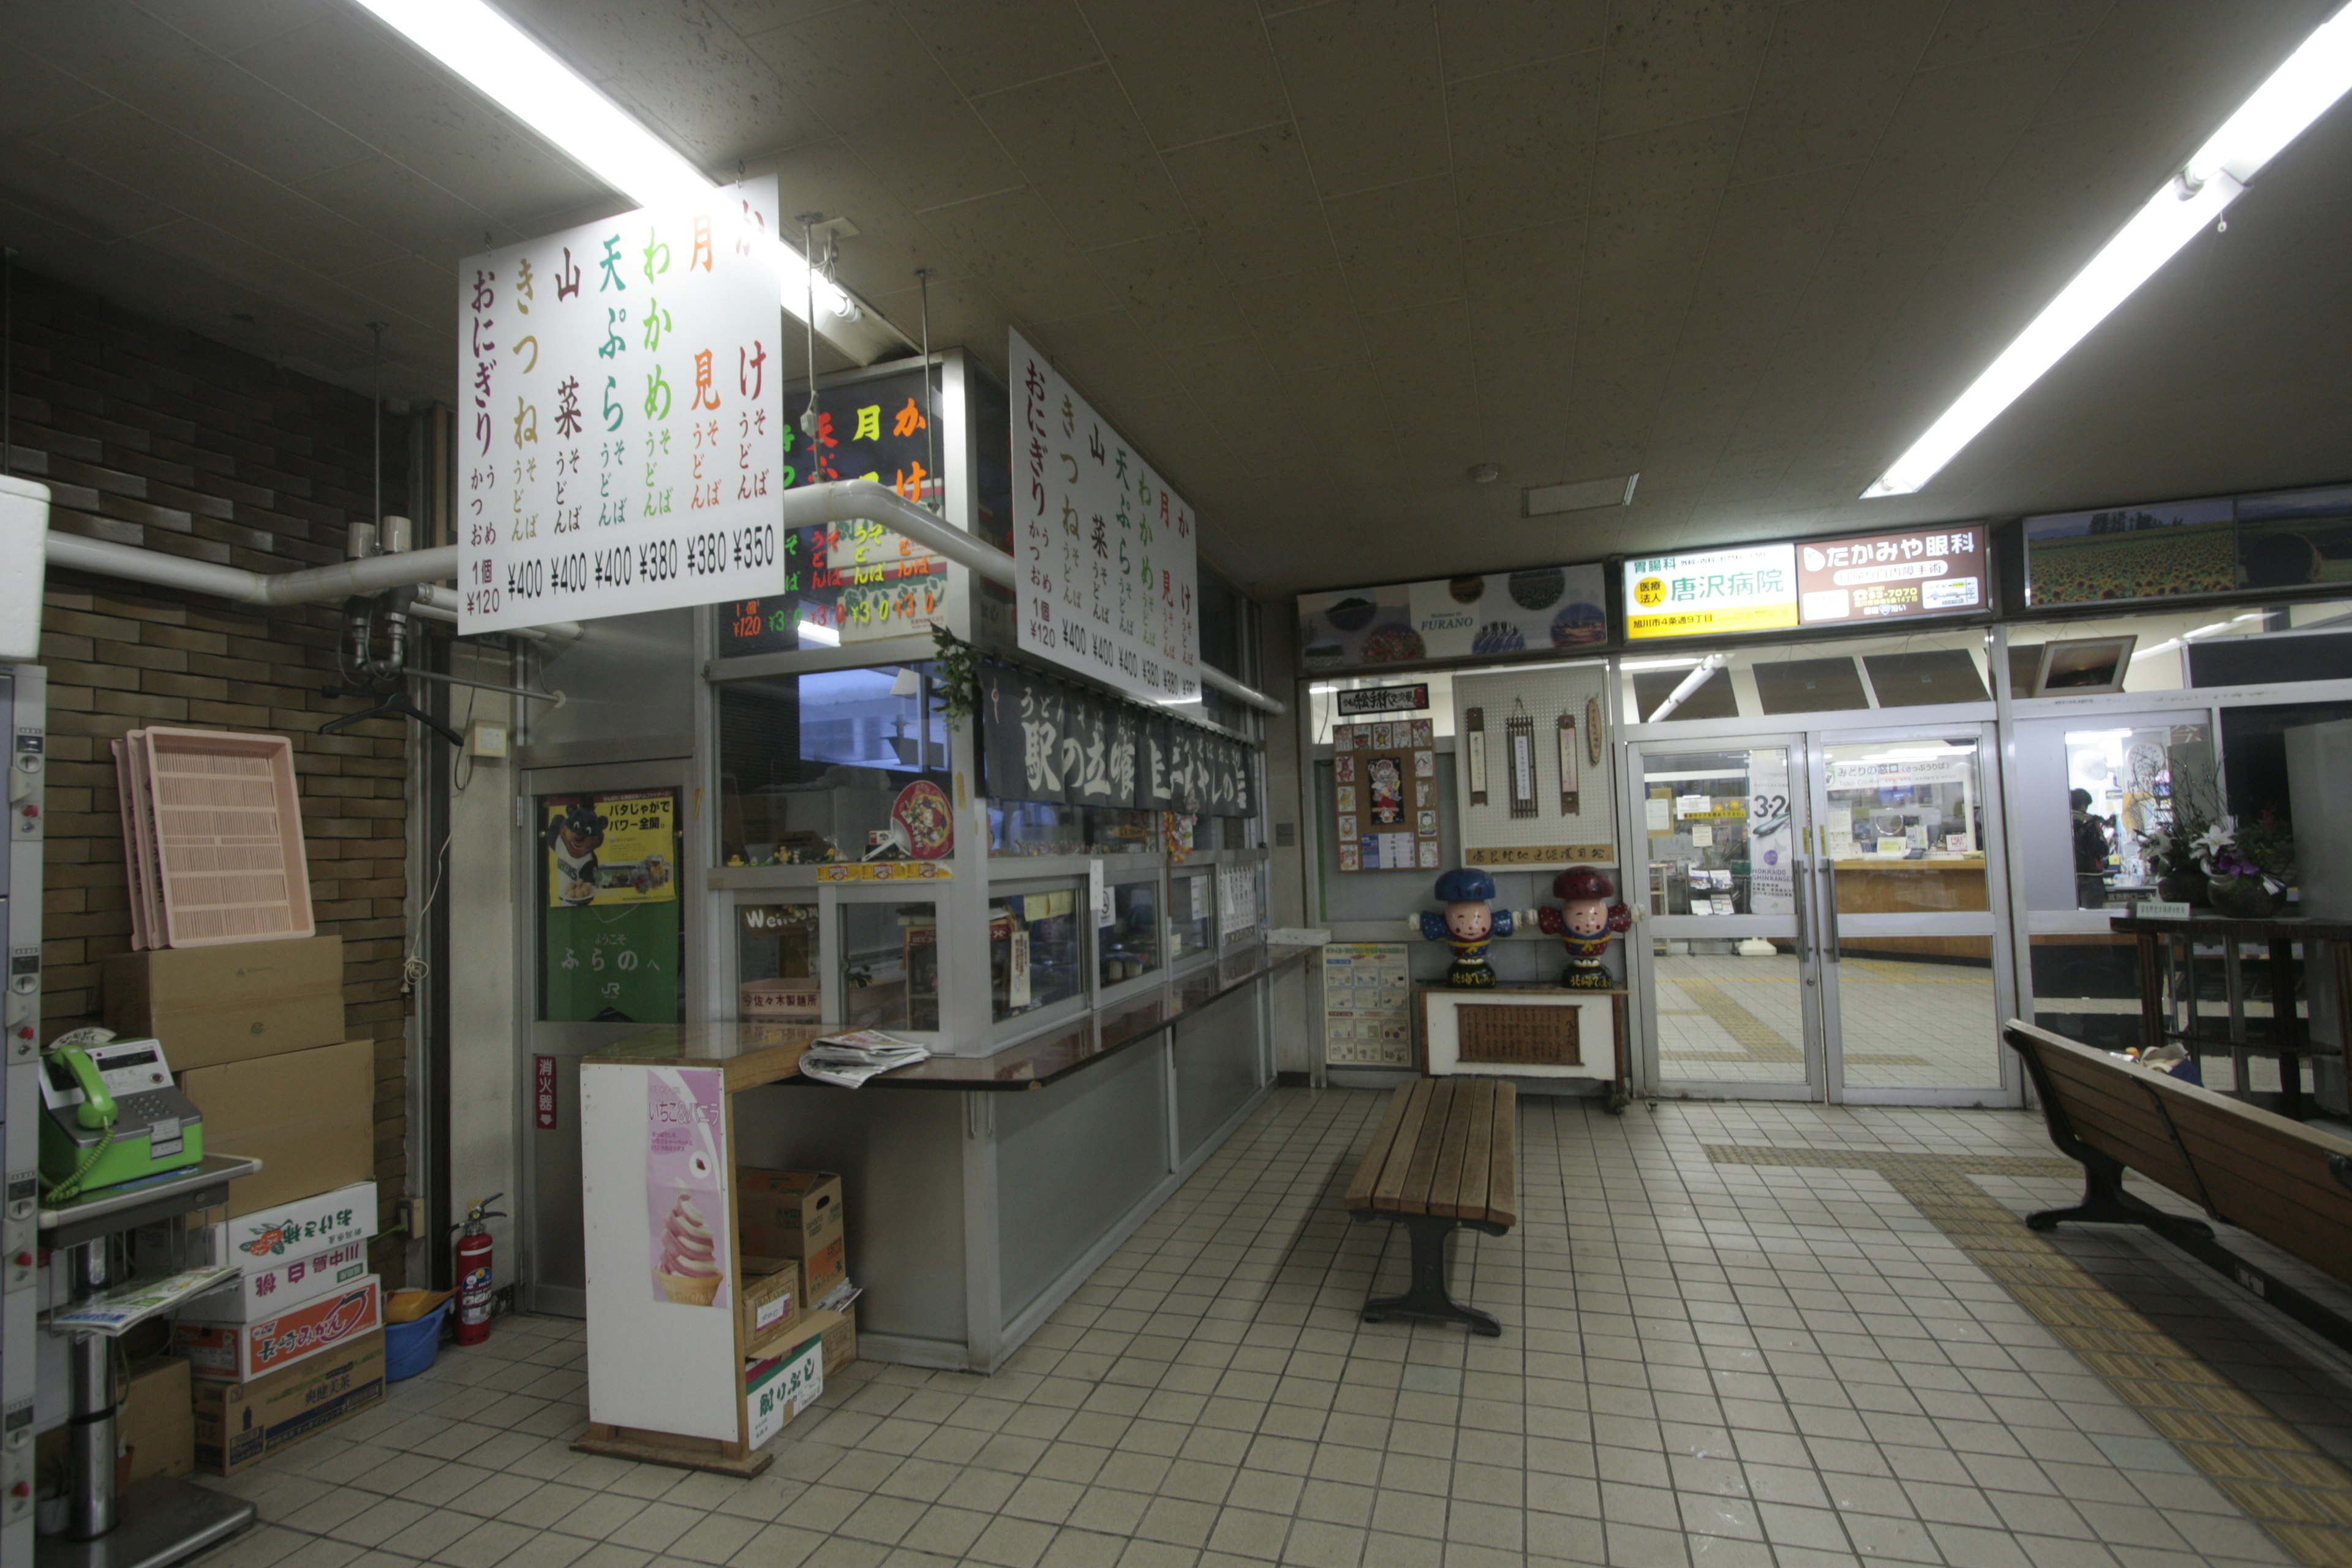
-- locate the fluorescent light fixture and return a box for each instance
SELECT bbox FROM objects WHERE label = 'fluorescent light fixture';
[796,619,840,647]
[351,0,903,360]
[1619,656,1703,671]
[1525,473,1638,518]
[1865,6,2352,498]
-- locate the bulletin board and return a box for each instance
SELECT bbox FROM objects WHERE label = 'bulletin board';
[1452,665,1616,868]
[1331,719,1439,872]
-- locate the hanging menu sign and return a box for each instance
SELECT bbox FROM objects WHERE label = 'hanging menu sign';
[1011,329,1199,704]
[459,178,786,634]
[977,660,1251,815]
[1796,525,1986,624]
[785,364,949,643]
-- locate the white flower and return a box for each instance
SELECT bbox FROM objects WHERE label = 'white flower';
[2191,821,2236,861]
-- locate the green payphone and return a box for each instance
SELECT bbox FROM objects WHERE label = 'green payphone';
[38,1032,205,1199]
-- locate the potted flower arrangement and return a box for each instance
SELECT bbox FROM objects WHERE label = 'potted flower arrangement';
[2198,813,2294,919]
[2131,752,2226,906]
[2136,824,2211,906]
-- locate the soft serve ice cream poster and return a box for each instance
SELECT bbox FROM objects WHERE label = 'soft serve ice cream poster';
[646,1068,729,1308]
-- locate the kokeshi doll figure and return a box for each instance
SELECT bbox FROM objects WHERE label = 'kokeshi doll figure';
[1416,867,1516,989]
[1535,866,1632,989]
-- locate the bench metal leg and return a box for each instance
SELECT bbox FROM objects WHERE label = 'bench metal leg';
[1357,1212,1507,1336]
[2026,1145,2214,1239]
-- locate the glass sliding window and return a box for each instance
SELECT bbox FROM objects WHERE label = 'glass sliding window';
[736,902,818,1022]
[1100,880,1161,986]
[718,664,948,865]
[992,887,1085,1022]
[842,900,937,1032]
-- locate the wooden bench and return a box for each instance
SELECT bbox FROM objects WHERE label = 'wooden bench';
[1343,1079,1518,1336]
[2006,1019,2352,1352]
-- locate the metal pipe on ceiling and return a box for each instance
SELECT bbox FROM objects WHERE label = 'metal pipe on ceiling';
[43,477,1289,714]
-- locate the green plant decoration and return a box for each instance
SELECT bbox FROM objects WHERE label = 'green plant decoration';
[930,625,981,722]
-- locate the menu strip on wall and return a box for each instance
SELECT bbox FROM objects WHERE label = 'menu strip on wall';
[978,659,1253,816]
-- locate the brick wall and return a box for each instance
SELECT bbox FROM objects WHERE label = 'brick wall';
[11,269,413,1287]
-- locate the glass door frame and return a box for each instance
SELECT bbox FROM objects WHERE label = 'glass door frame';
[1812,719,2019,1107]
[1622,729,1826,1102]
[515,755,699,1316]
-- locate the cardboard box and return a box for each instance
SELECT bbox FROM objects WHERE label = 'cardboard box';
[821,1308,857,1378]
[174,1276,381,1382]
[744,1332,823,1450]
[796,1237,847,1305]
[179,1041,374,1217]
[178,1237,370,1322]
[105,936,344,1072]
[192,1330,385,1476]
[736,1169,842,1261]
[741,1256,799,1346]
[121,1357,193,1482]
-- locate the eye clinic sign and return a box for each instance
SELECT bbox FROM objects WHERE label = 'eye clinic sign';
[1796,525,1986,624]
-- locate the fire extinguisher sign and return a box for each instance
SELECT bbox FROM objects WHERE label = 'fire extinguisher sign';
[535,1055,558,1130]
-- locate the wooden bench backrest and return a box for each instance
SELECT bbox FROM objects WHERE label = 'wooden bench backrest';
[2006,1020,2352,1286]
[1345,1079,1518,1227]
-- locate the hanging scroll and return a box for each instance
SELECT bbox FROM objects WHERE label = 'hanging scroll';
[1465,707,1488,807]
[1506,710,1536,820]
[1556,714,1580,816]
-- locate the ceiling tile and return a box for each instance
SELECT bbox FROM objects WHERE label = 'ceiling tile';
[0,137,181,243]
[1915,0,2111,72]
[1159,121,1335,280]
[1321,175,1465,315]
[974,62,1189,250]
[741,140,937,300]
[493,0,827,168]
[1446,50,1604,238]
[1463,220,1585,335]
[129,0,336,57]
[1728,0,1944,187]
[922,187,1123,320]
[1597,0,1777,141]
[1842,42,2076,221]
[750,2,1023,213]
[1229,266,1366,369]
[290,156,501,264]
[1437,0,1604,83]
[1082,0,1288,151]
[896,0,1100,99]
[1585,114,1745,276]
[236,10,612,222]
[1264,0,1447,198]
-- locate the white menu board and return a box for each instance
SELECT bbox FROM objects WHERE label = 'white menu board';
[1011,329,1199,703]
[458,178,786,633]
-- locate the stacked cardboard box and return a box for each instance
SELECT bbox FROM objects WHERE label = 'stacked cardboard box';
[736,1169,856,1414]
[103,933,389,1471]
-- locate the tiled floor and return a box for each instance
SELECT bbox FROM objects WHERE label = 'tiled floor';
[1652,951,2001,1090]
[188,1087,2352,1568]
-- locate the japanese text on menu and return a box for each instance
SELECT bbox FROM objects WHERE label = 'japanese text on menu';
[1011,328,1198,704]
[458,177,786,634]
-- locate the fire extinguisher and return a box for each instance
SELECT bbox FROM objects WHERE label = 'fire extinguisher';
[451,1194,506,1346]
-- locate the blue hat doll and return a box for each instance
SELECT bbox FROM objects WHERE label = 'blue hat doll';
[1418,867,1515,987]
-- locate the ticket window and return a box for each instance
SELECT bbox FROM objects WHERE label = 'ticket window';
[1169,869,1214,963]
[1100,878,1162,988]
[842,899,938,1032]
[992,886,1085,1023]
[736,902,818,1022]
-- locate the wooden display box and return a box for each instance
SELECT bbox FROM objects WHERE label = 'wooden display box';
[1415,986,1629,1111]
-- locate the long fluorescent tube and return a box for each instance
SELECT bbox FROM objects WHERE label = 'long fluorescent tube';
[350,0,882,344]
[796,619,840,647]
[1866,6,2352,498]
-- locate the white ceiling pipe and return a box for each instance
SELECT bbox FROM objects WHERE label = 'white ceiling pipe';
[46,528,459,606]
[1646,652,1729,723]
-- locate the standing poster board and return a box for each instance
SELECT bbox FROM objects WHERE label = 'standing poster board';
[458,178,786,634]
[1009,329,1199,703]
[1332,720,1438,873]
[1322,943,1412,1066]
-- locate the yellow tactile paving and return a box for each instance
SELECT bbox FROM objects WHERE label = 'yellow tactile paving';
[1709,1143,2352,1568]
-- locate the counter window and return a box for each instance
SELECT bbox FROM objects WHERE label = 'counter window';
[992,888,1085,1022]
[1169,869,1213,962]
[842,900,937,1032]
[719,665,949,865]
[1820,737,1986,916]
[990,800,1082,857]
[736,902,818,1022]
[1099,880,1161,987]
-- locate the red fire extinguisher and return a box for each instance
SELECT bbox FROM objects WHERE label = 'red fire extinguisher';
[451,1194,506,1346]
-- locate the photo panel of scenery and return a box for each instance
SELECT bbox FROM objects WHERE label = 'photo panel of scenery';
[2025,483,2352,605]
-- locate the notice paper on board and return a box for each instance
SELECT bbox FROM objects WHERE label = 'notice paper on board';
[458,178,787,634]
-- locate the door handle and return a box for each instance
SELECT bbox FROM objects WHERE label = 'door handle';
[1820,864,1841,965]
[1790,858,1811,966]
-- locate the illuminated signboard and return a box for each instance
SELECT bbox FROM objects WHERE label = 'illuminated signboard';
[1795,525,1987,624]
[1623,545,1796,641]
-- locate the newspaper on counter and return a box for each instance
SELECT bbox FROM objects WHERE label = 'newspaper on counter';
[799,1029,930,1088]
[47,1264,239,1336]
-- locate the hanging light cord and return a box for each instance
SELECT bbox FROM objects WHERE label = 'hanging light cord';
[797,215,820,450]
